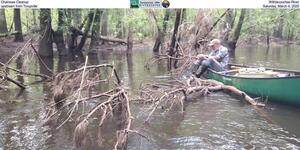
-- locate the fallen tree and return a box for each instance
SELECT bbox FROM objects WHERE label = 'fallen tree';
[0,31,19,38]
[135,75,264,123]
[98,35,127,45]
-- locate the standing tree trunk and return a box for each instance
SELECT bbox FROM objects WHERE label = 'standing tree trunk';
[89,9,103,51]
[274,16,284,39]
[168,9,182,70]
[0,9,8,33]
[116,10,124,39]
[116,20,123,39]
[228,9,246,52]
[127,27,133,55]
[39,9,53,57]
[77,9,95,51]
[151,10,162,53]
[161,9,170,51]
[181,9,186,24]
[14,9,23,42]
[174,9,185,68]
[101,10,108,36]
[222,9,235,42]
[287,12,295,42]
[266,27,270,48]
[53,9,67,56]
[32,9,37,26]
[152,9,170,53]
[73,9,82,28]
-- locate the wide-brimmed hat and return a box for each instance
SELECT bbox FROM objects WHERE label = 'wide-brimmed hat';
[208,39,221,46]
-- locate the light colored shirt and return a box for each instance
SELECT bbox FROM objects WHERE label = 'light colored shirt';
[209,46,229,68]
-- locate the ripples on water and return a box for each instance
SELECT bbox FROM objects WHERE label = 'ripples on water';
[129,93,300,149]
[1,46,300,149]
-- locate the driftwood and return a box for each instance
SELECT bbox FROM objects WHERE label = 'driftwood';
[0,62,50,79]
[98,36,127,45]
[0,74,25,89]
[0,31,19,38]
[0,38,48,89]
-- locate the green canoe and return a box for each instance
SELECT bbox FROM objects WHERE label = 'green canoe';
[207,64,300,105]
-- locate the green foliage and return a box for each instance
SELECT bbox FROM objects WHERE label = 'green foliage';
[239,9,300,40]
[2,8,300,42]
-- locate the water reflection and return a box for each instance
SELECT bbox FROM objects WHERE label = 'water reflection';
[234,45,300,70]
[127,53,134,88]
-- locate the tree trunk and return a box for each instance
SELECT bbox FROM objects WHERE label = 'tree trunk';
[152,9,170,53]
[228,9,246,52]
[32,9,37,26]
[287,12,295,42]
[25,10,29,32]
[13,9,23,42]
[101,10,108,36]
[89,9,103,51]
[222,9,235,42]
[0,9,8,33]
[150,10,162,53]
[266,27,270,48]
[39,9,53,57]
[116,20,123,39]
[77,10,94,51]
[181,9,186,24]
[153,33,162,53]
[73,9,82,28]
[53,9,67,56]
[161,9,170,51]
[127,27,133,55]
[274,16,284,39]
[116,10,124,39]
[168,9,182,70]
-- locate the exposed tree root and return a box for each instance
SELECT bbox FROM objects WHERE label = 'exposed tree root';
[45,56,135,149]
[136,75,265,123]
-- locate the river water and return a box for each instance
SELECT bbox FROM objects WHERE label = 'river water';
[0,45,300,149]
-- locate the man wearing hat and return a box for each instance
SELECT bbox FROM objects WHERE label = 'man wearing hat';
[190,38,229,78]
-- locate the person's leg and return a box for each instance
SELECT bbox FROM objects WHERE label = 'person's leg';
[195,59,211,78]
[209,58,225,72]
[189,59,202,74]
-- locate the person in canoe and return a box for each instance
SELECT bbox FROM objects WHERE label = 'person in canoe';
[190,39,229,78]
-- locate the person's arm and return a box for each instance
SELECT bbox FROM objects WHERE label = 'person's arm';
[196,54,208,59]
[209,48,228,62]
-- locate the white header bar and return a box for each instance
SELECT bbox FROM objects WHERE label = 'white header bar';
[0,0,299,9]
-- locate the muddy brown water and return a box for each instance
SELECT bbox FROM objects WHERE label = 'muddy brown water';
[0,45,300,149]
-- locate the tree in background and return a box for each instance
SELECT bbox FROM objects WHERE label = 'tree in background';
[13,9,23,42]
[89,9,103,51]
[101,10,108,36]
[39,9,53,57]
[152,9,170,53]
[227,9,246,52]
[0,9,8,33]
[168,9,182,69]
[53,9,67,56]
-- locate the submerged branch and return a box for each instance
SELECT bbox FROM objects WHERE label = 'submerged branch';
[0,62,50,79]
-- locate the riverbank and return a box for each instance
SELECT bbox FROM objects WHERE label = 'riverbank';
[238,36,300,48]
[1,34,299,58]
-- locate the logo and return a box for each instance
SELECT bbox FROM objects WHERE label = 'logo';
[130,0,139,8]
[139,0,161,8]
[162,0,170,8]
[130,0,170,8]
